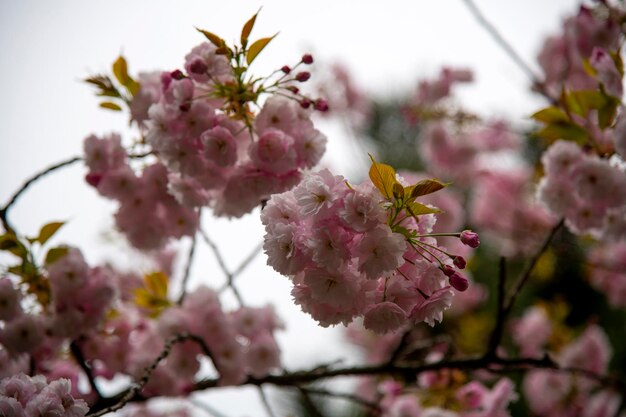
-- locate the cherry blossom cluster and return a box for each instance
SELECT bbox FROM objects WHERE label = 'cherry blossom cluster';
[587,241,626,308]
[380,374,517,417]
[0,373,88,417]
[84,19,328,249]
[0,244,284,411]
[537,4,622,98]
[262,163,480,333]
[537,139,626,240]
[0,248,114,357]
[413,85,556,256]
[512,307,621,416]
[79,286,283,395]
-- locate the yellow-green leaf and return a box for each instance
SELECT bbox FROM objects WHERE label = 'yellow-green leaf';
[99,102,122,111]
[534,122,588,144]
[246,34,277,65]
[0,234,27,258]
[37,221,65,245]
[126,79,140,97]
[144,271,169,299]
[598,96,620,129]
[44,247,69,265]
[406,201,441,216]
[368,154,398,200]
[196,28,225,48]
[112,56,129,86]
[531,107,569,124]
[565,90,607,117]
[408,179,447,200]
[582,59,598,78]
[241,10,260,45]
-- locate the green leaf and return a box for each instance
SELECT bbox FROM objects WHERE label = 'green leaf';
[112,56,130,86]
[0,233,27,258]
[44,247,69,265]
[405,201,441,216]
[241,10,260,46]
[534,122,588,144]
[37,221,65,245]
[408,178,447,200]
[196,28,225,48]
[531,107,569,124]
[99,102,122,111]
[246,34,277,65]
[598,95,620,129]
[582,59,598,77]
[394,226,416,240]
[565,90,607,117]
[368,154,398,200]
[144,271,169,299]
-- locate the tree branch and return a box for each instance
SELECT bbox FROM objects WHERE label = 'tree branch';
[70,341,102,400]
[0,156,82,234]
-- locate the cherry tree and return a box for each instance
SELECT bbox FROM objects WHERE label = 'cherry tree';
[0,2,625,417]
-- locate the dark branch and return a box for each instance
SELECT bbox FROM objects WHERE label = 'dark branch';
[0,156,82,234]
[70,341,102,400]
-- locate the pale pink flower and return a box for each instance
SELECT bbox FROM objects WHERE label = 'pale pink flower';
[339,184,387,232]
[250,129,298,174]
[355,226,406,279]
[410,287,453,326]
[363,302,406,334]
[184,42,232,83]
[263,223,307,276]
[201,126,238,167]
[541,140,584,178]
[245,333,281,378]
[305,224,354,270]
[512,305,552,356]
[293,169,343,216]
[1,314,45,354]
[302,267,360,307]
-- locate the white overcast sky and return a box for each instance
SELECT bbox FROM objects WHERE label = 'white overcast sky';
[0,1,582,415]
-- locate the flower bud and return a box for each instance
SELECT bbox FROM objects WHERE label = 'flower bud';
[300,98,311,109]
[286,86,299,94]
[460,230,480,248]
[314,98,329,112]
[453,256,466,269]
[170,69,185,80]
[441,265,455,277]
[302,54,314,64]
[281,65,291,74]
[188,59,208,75]
[296,71,311,82]
[449,272,469,292]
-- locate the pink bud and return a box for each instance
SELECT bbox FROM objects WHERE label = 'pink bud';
[460,230,480,248]
[453,256,466,269]
[449,272,469,292]
[170,69,185,80]
[286,86,299,94]
[281,65,291,74]
[302,54,314,64]
[85,173,103,187]
[296,71,311,82]
[300,98,311,109]
[314,98,329,112]
[189,59,208,75]
[441,265,455,277]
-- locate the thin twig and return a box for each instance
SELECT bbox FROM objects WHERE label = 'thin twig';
[486,257,507,357]
[231,241,264,278]
[258,386,278,417]
[299,387,382,414]
[296,386,325,417]
[387,327,413,365]
[86,333,213,417]
[178,231,198,305]
[0,156,82,233]
[70,341,102,400]
[460,0,556,102]
[199,226,248,306]
[503,219,564,314]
